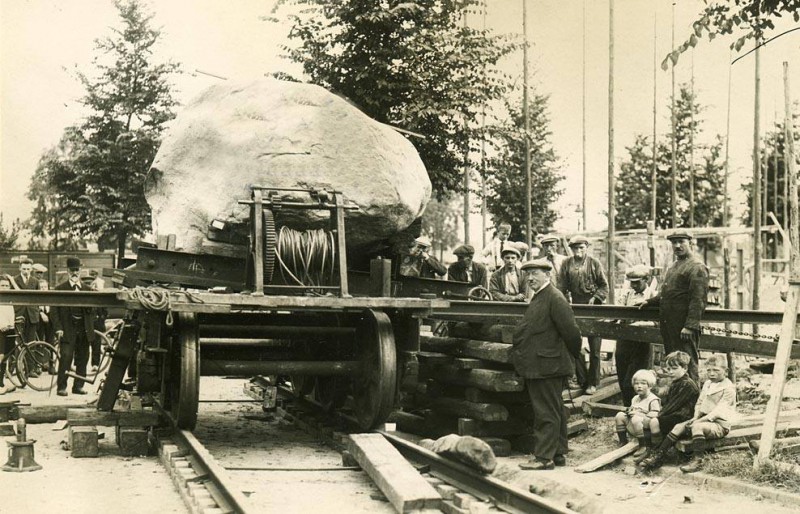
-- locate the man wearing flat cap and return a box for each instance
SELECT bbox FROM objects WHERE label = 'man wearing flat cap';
[52,257,97,396]
[512,259,582,470]
[489,246,528,302]
[558,235,609,394]
[540,235,566,290]
[447,245,489,288]
[398,235,447,279]
[616,264,656,406]
[639,231,708,381]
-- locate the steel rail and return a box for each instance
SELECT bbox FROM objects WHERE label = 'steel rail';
[377,431,579,514]
[157,405,254,514]
[0,290,125,308]
[434,301,793,326]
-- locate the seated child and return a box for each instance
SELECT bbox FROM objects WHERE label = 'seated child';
[614,369,660,454]
[641,354,734,472]
[636,351,700,465]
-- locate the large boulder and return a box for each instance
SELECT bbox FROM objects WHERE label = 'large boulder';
[144,78,430,256]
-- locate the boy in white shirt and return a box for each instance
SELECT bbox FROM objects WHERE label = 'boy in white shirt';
[614,369,661,454]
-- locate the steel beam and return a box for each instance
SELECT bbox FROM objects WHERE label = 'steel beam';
[200,359,361,376]
[0,290,124,308]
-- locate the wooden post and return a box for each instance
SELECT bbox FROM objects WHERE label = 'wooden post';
[756,62,799,467]
[607,0,616,303]
[670,2,677,229]
[723,244,735,382]
[752,36,762,312]
[522,0,532,249]
[737,245,744,333]
[650,6,658,229]
[582,0,588,231]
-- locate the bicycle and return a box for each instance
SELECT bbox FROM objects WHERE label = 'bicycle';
[64,319,125,388]
[12,321,59,392]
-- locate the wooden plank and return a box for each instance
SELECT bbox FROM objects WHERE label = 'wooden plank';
[434,366,524,392]
[346,434,442,513]
[750,435,800,454]
[568,418,589,436]
[430,398,508,422]
[677,421,800,452]
[582,402,626,418]
[67,407,160,427]
[449,323,506,343]
[452,358,483,370]
[420,335,512,363]
[478,437,512,457]
[457,417,529,437]
[569,382,621,409]
[574,441,639,473]
[464,387,529,405]
[417,351,453,366]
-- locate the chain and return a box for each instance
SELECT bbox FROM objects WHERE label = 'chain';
[703,324,779,342]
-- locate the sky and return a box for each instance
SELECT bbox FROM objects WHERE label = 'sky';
[1,0,799,244]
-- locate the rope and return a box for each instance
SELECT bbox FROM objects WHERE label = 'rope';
[275,227,337,289]
[128,286,204,326]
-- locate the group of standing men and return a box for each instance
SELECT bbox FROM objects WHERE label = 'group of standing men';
[0,257,103,396]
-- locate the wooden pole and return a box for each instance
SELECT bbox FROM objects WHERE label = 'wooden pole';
[689,49,695,227]
[650,5,658,228]
[582,0,588,231]
[607,0,616,304]
[481,1,488,249]
[670,2,678,229]
[723,50,732,228]
[463,10,470,245]
[756,62,798,466]
[522,0,532,249]
[752,37,762,311]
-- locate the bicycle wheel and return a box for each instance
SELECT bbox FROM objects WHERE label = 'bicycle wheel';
[17,341,59,391]
[5,347,24,389]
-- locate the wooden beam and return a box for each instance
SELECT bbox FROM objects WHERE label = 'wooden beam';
[574,441,639,473]
[420,335,512,364]
[678,421,800,452]
[434,366,524,392]
[457,417,530,437]
[429,398,509,422]
[346,434,442,513]
[582,402,626,418]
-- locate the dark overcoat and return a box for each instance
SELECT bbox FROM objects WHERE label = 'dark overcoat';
[11,274,39,323]
[510,284,582,379]
[52,280,97,345]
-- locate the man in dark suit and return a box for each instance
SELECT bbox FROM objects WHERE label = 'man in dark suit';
[52,257,97,396]
[447,244,489,288]
[511,258,582,470]
[11,257,40,344]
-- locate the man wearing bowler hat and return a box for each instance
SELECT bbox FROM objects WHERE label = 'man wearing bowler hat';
[52,257,97,396]
[639,231,708,381]
[512,259,582,470]
[447,244,489,288]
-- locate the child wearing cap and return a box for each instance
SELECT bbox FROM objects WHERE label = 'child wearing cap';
[614,369,661,451]
[489,246,527,302]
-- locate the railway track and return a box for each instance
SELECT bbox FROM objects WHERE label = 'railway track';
[154,377,576,514]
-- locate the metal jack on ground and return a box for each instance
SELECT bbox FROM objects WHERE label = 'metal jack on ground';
[2,418,42,472]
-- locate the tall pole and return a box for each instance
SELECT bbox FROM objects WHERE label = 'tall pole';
[723,49,732,228]
[607,0,616,303]
[481,1,488,248]
[650,5,658,226]
[463,10,470,245]
[582,0,588,231]
[523,0,532,249]
[753,35,762,311]
[670,2,678,229]
[689,49,695,227]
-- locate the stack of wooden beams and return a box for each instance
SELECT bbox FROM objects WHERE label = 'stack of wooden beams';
[392,322,608,453]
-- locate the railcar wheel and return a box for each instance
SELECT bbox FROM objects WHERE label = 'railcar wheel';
[168,313,199,430]
[352,309,396,431]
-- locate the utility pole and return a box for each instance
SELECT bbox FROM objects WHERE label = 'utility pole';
[582,0,588,231]
[523,0,532,249]
[689,50,695,227]
[753,36,762,311]
[650,5,658,227]
[670,2,678,229]
[481,0,488,248]
[607,0,616,303]
[463,9,470,245]
[723,49,732,228]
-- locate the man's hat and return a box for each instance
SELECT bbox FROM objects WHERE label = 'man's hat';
[500,246,521,258]
[540,234,559,245]
[521,258,553,272]
[79,269,93,280]
[453,244,475,256]
[568,235,590,247]
[66,257,82,269]
[625,264,650,282]
[88,269,99,278]
[666,231,693,241]
[414,236,432,248]
[32,263,48,273]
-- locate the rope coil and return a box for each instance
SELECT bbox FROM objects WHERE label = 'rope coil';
[128,286,204,326]
[275,227,337,288]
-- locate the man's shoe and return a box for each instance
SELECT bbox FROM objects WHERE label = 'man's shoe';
[57,389,68,397]
[585,385,597,395]
[553,454,566,467]
[633,449,652,465]
[633,445,649,458]
[72,388,88,395]
[680,458,704,473]
[639,450,665,471]
[519,459,555,470]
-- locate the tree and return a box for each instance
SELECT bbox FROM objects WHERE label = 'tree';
[422,194,462,261]
[274,0,518,199]
[0,214,22,251]
[27,0,179,258]
[616,85,726,230]
[483,91,563,240]
[666,1,800,69]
